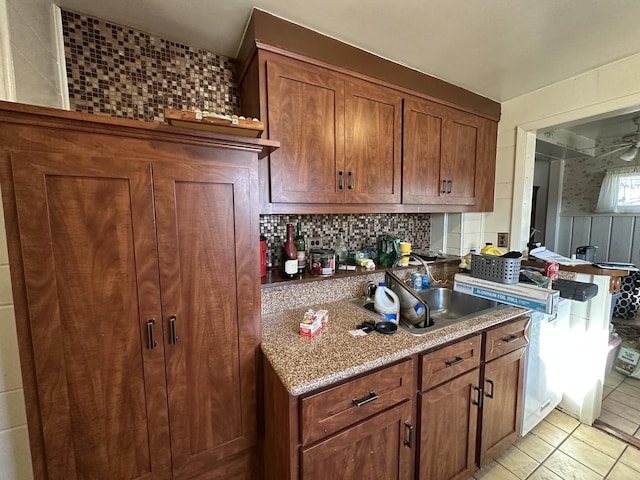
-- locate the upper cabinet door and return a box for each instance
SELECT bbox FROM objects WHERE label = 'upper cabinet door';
[11,152,171,480]
[153,160,259,479]
[403,98,447,204]
[266,56,345,203]
[403,97,496,208]
[443,110,484,205]
[344,79,402,204]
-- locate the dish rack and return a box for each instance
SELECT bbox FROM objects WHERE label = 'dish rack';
[470,254,521,284]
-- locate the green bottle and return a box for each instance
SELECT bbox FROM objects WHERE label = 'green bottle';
[293,223,306,274]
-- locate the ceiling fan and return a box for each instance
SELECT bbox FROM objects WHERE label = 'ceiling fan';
[594,116,640,161]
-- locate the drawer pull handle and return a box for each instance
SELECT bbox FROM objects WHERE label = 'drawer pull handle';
[485,379,495,399]
[501,334,519,343]
[441,180,447,194]
[352,391,378,407]
[445,356,464,367]
[338,171,345,190]
[404,422,414,448]
[348,171,354,190]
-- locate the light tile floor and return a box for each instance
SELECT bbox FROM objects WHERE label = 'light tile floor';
[470,407,640,479]
[601,369,640,440]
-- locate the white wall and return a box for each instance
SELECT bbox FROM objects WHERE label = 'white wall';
[0,0,64,478]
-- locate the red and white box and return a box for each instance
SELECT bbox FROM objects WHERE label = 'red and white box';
[299,309,329,337]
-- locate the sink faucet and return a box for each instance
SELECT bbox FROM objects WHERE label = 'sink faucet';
[392,254,443,287]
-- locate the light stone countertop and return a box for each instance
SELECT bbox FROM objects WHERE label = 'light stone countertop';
[261,300,528,396]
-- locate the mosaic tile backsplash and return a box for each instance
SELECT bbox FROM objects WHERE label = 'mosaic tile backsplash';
[61,10,240,122]
[261,214,431,266]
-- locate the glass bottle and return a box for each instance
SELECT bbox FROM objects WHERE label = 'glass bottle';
[293,222,306,274]
[282,224,298,279]
[334,228,348,267]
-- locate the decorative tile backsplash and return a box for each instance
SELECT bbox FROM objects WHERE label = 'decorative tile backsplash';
[261,214,431,266]
[61,12,432,256]
[61,10,240,122]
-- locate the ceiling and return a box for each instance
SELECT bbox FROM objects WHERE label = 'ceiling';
[55,0,640,103]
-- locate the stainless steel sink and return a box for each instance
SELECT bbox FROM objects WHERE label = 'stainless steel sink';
[347,287,504,336]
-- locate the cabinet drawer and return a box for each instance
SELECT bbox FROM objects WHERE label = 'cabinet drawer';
[420,334,482,390]
[484,316,530,362]
[300,359,413,446]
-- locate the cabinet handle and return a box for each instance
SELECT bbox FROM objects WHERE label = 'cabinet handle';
[472,385,483,407]
[485,379,495,399]
[352,391,378,407]
[404,422,414,448]
[441,180,447,194]
[147,319,157,349]
[169,314,178,345]
[338,171,345,190]
[445,356,464,367]
[447,179,452,194]
[348,171,354,190]
[501,334,519,343]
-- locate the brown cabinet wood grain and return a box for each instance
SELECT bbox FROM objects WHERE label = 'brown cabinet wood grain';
[301,401,413,480]
[403,97,497,210]
[301,358,413,445]
[0,102,271,480]
[419,369,480,480]
[265,54,402,205]
[264,358,416,480]
[417,316,529,480]
[478,347,526,466]
[420,334,482,390]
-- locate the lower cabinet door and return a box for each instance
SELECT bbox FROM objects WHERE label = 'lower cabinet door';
[419,368,480,480]
[301,401,414,480]
[479,347,526,466]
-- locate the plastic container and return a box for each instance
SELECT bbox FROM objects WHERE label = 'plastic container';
[470,253,521,284]
[310,249,335,276]
[374,282,400,324]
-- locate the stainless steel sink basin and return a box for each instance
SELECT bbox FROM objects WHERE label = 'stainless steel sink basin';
[347,287,504,336]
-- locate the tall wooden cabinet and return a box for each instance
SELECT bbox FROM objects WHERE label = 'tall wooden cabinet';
[0,102,277,480]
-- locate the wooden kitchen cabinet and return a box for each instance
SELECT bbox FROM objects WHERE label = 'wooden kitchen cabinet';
[301,402,413,480]
[403,96,497,210]
[417,316,529,480]
[264,53,402,205]
[478,319,528,466]
[0,102,275,480]
[263,357,416,480]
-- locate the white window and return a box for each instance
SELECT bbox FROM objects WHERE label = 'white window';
[596,167,640,213]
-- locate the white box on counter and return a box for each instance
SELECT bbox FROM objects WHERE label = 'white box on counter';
[454,273,559,315]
